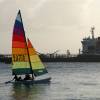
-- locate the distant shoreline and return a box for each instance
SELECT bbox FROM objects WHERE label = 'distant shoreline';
[1,54,100,64]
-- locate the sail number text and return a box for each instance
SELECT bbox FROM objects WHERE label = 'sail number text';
[13,55,25,62]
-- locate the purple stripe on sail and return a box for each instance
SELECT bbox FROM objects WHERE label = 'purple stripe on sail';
[13,20,24,35]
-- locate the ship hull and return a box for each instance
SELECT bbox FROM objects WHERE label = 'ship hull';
[2,54,100,63]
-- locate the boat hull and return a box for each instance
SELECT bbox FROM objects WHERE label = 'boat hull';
[5,77,51,84]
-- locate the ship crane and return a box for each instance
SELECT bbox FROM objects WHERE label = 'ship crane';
[48,50,59,58]
[37,50,60,58]
[52,50,59,55]
[91,27,95,39]
[37,50,59,55]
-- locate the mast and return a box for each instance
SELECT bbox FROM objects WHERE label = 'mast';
[18,10,34,79]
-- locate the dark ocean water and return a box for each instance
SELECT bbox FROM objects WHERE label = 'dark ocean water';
[0,63,100,100]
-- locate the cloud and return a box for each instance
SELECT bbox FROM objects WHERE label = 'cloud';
[0,0,5,3]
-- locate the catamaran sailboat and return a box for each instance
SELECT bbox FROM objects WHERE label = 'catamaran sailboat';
[6,10,51,84]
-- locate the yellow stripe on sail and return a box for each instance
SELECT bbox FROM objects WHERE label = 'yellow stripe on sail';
[12,62,30,69]
[31,62,44,70]
[29,54,45,69]
[12,51,30,71]
[30,55,41,62]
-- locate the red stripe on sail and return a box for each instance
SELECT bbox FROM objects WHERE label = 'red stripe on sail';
[12,34,25,42]
[12,41,26,48]
[27,39,33,48]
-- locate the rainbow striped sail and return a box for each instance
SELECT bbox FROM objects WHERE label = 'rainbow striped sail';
[12,10,31,75]
[12,10,48,79]
[27,39,48,76]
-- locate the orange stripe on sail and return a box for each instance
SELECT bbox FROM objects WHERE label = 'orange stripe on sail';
[28,48,37,55]
[12,48,27,54]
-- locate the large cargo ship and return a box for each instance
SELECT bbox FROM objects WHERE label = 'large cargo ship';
[77,27,100,62]
[40,27,100,62]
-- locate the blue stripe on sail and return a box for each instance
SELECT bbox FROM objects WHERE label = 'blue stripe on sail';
[14,20,23,29]
[14,20,24,35]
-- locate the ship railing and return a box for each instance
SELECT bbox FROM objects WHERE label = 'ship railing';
[40,54,78,58]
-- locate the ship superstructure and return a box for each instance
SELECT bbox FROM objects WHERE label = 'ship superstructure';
[81,27,100,54]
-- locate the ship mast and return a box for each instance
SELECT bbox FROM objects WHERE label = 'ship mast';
[91,27,95,39]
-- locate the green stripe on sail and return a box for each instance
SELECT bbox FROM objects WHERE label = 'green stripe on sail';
[30,55,40,62]
[33,68,48,76]
[12,68,32,75]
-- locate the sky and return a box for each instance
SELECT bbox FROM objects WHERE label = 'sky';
[0,0,100,54]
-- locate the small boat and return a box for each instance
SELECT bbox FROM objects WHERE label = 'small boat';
[6,10,51,84]
[5,77,51,84]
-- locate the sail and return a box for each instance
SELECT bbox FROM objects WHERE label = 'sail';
[27,39,48,76]
[12,10,31,75]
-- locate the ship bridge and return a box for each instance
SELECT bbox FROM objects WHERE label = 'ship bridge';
[81,27,100,54]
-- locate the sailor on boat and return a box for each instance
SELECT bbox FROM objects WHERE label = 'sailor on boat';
[24,74,34,80]
[13,75,22,81]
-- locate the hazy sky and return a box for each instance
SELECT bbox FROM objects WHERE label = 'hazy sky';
[0,0,100,54]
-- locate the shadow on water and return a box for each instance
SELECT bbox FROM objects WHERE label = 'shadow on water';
[11,83,50,100]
